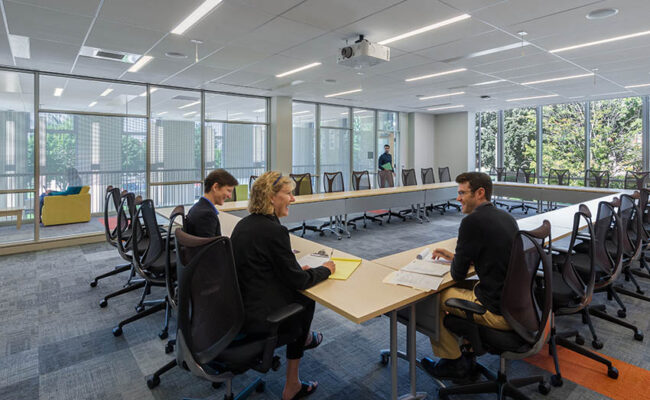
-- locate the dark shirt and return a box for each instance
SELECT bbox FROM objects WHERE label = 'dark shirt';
[450,202,518,315]
[231,213,331,330]
[185,196,221,237]
[378,152,393,171]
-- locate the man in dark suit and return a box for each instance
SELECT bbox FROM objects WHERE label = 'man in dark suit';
[185,169,238,237]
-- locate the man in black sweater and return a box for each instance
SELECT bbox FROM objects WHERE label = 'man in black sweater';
[378,144,394,173]
[422,171,519,381]
[185,169,238,237]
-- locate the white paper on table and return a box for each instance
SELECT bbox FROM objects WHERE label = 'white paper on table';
[416,248,431,260]
[401,259,450,277]
[383,270,444,291]
[297,254,330,269]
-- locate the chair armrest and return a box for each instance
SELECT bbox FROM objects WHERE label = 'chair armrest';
[267,303,304,325]
[444,298,487,315]
[576,233,591,241]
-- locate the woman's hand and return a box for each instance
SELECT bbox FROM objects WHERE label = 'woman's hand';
[432,248,454,261]
[322,260,336,274]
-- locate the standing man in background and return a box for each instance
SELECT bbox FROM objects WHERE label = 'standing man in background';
[378,144,395,174]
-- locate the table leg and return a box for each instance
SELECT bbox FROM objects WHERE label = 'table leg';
[390,310,398,400]
[16,212,22,230]
[400,305,427,400]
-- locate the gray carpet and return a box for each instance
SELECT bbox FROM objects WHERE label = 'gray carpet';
[1,203,649,399]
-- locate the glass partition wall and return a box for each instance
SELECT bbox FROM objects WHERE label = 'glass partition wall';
[0,67,269,247]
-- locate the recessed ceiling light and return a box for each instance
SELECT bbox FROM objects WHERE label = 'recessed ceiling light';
[405,68,466,82]
[8,34,30,59]
[228,112,243,117]
[471,79,505,86]
[354,110,369,114]
[291,80,305,86]
[550,30,650,53]
[625,83,650,89]
[157,111,168,116]
[100,88,113,96]
[276,62,322,78]
[293,110,311,115]
[139,87,159,97]
[171,0,224,35]
[506,94,559,102]
[427,104,464,111]
[324,88,362,98]
[127,55,153,72]
[165,51,188,59]
[419,91,464,100]
[586,8,618,20]
[522,73,593,85]
[179,100,201,109]
[253,108,265,113]
[517,31,528,36]
[378,14,470,45]
[88,101,97,107]
[53,88,63,97]
[183,111,197,117]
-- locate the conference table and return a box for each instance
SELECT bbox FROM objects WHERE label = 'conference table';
[157,182,633,399]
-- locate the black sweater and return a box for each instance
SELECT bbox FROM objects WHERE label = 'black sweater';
[450,202,519,315]
[185,197,221,238]
[231,213,331,330]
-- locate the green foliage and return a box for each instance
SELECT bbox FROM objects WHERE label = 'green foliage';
[121,135,145,171]
[503,108,536,171]
[542,103,586,183]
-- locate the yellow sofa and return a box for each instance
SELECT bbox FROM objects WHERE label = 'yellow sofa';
[42,186,91,226]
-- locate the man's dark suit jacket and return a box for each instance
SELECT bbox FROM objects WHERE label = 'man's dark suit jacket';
[185,196,221,237]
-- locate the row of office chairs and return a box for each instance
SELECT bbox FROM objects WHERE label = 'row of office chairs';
[493,167,650,190]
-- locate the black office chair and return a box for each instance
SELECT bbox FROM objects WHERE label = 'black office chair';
[249,175,258,193]
[633,188,650,279]
[508,167,536,214]
[171,230,304,399]
[398,169,424,222]
[546,169,570,210]
[287,173,323,237]
[421,167,446,215]
[319,171,349,239]
[585,169,609,188]
[545,205,618,387]
[348,170,383,228]
[438,166,461,211]
[376,169,406,223]
[624,170,649,190]
[491,167,509,209]
[112,199,172,338]
[437,221,553,400]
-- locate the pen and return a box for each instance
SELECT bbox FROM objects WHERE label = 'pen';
[330,248,333,259]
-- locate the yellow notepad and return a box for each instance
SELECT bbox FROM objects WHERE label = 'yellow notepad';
[329,257,362,280]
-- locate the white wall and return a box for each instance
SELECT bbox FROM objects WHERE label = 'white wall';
[433,112,475,179]
[269,96,292,174]
[404,112,435,180]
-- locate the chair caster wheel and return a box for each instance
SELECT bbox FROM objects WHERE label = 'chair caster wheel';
[158,330,168,340]
[212,382,223,389]
[550,374,563,387]
[617,310,626,318]
[319,232,324,236]
[112,326,123,337]
[99,299,108,308]
[539,381,552,394]
[608,367,619,379]
[575,335,585,345]
[165,343,174,354]
[146,375,160,389]
[634,332,644,341]
[380,353,389,365]
[255,381,266,393]
[90,281,97,288]
[135,305,145,313]
[337,237,342,240]
[592,340,604,349]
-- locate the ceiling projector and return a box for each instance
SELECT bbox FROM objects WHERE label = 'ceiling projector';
[338,36,390,68]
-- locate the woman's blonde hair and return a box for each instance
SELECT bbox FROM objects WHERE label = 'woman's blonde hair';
[248,171,295,215]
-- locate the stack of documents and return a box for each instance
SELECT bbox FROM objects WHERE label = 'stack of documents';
[383,248,451,292]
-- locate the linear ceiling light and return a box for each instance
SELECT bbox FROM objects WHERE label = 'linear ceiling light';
[378,14,470,45]
[406,68,466,82]
[625,83,650,89]
[419,91,464,100]
[324,88,362,98]
[127,55,153,72]
[53,88,64,97]
[293,110,310,115]
[100,88,113,96]
[171,0,224,35]
[276,62,321,78]
[157,111,168,116]
[88,101,97,107]
[550,30,650,53]
[506,94,559,102]
[522,73,593,85]
[471,79,505,86]
[253,108,265,113]
[183,111,197,116]
[427,104,464,111]
[179,100,201,109]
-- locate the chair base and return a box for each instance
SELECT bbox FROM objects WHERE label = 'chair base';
[508,202,536,214]
[348,212,383,228]
[90,262,131,287]
[425,204,446,216]
[443,201,461,212]
[588,304,644,341]
[288,221,322,237]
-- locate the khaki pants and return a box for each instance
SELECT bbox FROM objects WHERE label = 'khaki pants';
[430,283,511,359]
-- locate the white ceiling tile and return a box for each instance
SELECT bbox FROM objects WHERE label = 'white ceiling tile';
[200,46,275,71]
[99,0,204,32]
[227,0,305,16]
[5,1,92,44]
[439,0,508,13]
[13,0,101,17]
[86,20,165,55]
[246,17,326,48]
[283,0,404,31]
[471,0,603,27]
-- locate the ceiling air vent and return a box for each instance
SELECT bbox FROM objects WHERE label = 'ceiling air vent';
[79,46,140,64]
[95,50,126,60]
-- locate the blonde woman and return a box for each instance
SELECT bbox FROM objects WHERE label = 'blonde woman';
[231,171,335,400]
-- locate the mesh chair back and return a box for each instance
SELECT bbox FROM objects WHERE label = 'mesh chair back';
[402,168,417,186]
[103,187,122,247]
[116,193,138,261]
[592,201,624,282]
[640,188,650,225]
[378,169,394,188]
[624,171,649,190]
[175,229,244,364]
[139,200,167,277]
[585,169,609,188]
[548,169,570,185]
[249,175,258,193]
[516,167,535,183]
[561,205,596,309]
[495,167,507,182]
[501,221,553,346]
[323,171,344,193]
[351,170,371,190]
[438,167,452,182]
[619,194,643,261]
[421,168,435,184]
[165,205,185,310]
[290,173,313,196]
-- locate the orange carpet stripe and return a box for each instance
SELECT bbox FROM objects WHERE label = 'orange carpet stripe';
[525,344,650,400]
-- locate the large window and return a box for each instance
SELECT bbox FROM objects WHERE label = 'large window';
[378,111,398,185]
[292,102,316,181]
[542,103,585,185]
[503,107,537,176]
[320,105,351,191]
[353,109,375,188]
[475,111,497,173]
[591,97,642,187]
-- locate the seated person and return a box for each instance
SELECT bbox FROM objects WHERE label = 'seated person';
[39,185,84,218]
[422,172,519,381]
[185,169,238,237]
[230,171,335,400]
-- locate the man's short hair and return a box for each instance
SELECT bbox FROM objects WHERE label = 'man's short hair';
[384,144,390,148]
[455,171,492,201]
[204,169,238,193]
